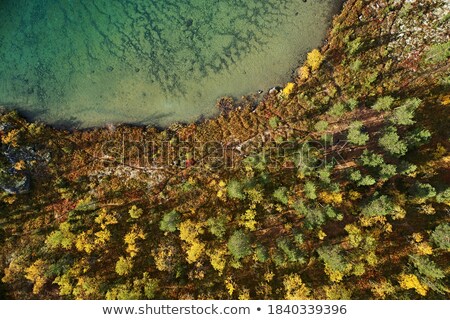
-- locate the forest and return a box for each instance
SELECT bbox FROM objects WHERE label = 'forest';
[0,0,449,299]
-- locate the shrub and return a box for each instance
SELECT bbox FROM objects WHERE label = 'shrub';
[357,175,376,186]
[46,222,75,250]
[409,255,447,294]
[268,116,280,129]
[391,98,421,125]
[207,215,227,239]
[159,210,181,232]
[372,96,394,111]
[243,154,266,172]
[321,133,333,144]
[304,181,317,200]
[424,41,450,64]
[398,161,417,175]
[294,231,304,245]
[328,102,346,117]
[227,180,245,200]
[436,188,450,204]
[305,207,326,229]
[361,196,394,217]
[350,59,362,72]
[314,120,329,132]
[359,150,384,167]
[379,127,408,156]
[430,223,450,250]
[293,201,308,216]
[277,238,304,263]
[318,167,332,184]
[317,245,348,282]
[227,230,251,260]
[379,164,397,179]
[129,205,143,219]
[391,98,422,125]
[409,255,445,280]
[346,37,362,55]
[411,183,436,200]
[346,98,358,111]
[273,187,289,205]
[406,129,431,148]
[255,244,269,263]
[349,170,362,182]
[347,121,369,145]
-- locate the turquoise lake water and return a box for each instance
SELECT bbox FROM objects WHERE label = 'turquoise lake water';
[0,0,343,127]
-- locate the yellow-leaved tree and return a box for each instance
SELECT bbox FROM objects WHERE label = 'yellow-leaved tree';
[298,65,310,81]
[283,273,311,300]
[124,225,146,257]
[398,273,428,296]
[25,259,47,294]
[306,49,324,71]
[179,219,206,264]
[185,239,205,264]
[281,82,296,98]
[115,256,133,276]
[208,248,227,275]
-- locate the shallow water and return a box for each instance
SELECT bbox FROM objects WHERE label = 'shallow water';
[0,0,343,128]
